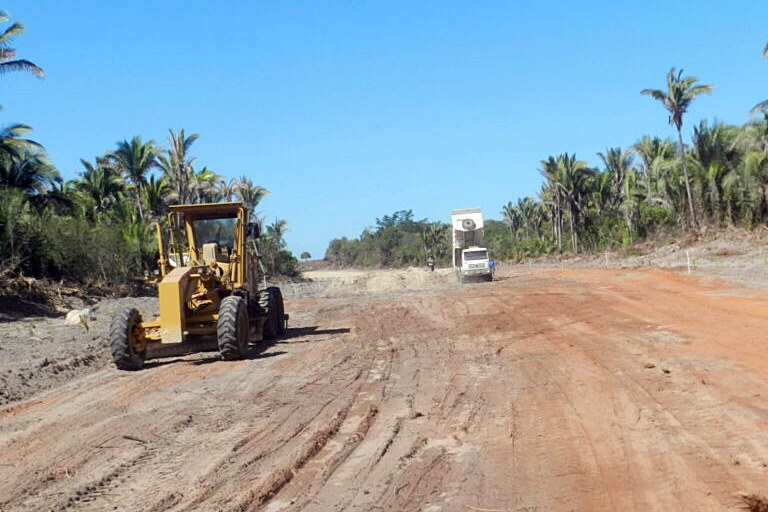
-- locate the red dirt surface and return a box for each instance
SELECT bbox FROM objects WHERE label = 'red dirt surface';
[2,267,768,511]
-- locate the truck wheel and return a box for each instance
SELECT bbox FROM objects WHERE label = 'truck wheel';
[218,296,249,360]
[109,307,146,371]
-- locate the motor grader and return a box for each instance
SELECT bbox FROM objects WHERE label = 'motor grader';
[108,202,287,370]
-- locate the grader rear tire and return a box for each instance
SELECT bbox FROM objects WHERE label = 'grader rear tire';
[218,296,249,360]
[262,287,283,340]
[109,307,146,371]
[271,287,286,336]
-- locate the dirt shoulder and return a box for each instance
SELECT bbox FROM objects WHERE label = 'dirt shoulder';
[0,296,157,405]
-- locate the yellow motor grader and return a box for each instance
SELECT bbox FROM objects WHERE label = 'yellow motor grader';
[108,202,287,370]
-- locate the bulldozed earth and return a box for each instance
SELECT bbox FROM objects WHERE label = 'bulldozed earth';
[4,239,768,510]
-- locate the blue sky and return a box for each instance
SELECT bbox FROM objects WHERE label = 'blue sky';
[3,1,768,257]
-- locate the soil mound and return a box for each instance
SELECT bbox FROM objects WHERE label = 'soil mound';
[302,267,455,295]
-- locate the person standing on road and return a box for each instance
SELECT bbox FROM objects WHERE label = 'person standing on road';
[489,258,496,277]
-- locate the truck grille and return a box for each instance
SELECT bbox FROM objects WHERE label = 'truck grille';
[468,263,486,269]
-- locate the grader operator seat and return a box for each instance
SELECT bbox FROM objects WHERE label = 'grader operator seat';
[201,242,229,265]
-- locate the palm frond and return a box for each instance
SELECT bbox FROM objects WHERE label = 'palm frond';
[750,99,768,115]
[687,84,713,97]
[640,88,666,101]
[0,21,23,46]
[0,48,16,61]
[0,59,44,77]
[0,123,33,138]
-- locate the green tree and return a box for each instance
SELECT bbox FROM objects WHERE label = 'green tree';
[539,156,565,250]
[0,148,56,197]
[690,120,739,223]
[235,177,269,214]
[267,218,288,246]
[421,221,449,262]
[0,123,42,169]
[157,128,198,205]
[144,173,170,219]
[501,201,519,236]
[642,68,713,229]
[73,156,124,218]
[632,136,674,203]
[515,196,538,238]
[189,166,219,203]
[215,177,237,202]
[110,136,159,220]
[540,154,594,252]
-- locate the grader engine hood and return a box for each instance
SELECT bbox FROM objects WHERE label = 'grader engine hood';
[158,266,198,344]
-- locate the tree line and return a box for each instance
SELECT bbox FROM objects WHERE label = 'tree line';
[0,11,297,288]
[325,210,450,267]
[327,44,768,266]
[498,58,768,260]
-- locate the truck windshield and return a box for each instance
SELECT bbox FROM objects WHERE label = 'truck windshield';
[193,218,236,248]
[464,250,488,261]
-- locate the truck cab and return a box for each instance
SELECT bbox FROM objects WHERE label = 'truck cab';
[459,246,492,282]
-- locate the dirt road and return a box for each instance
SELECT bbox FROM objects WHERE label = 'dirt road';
[2,267,768,511]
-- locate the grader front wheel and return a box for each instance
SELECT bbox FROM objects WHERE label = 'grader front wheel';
[218,296,249,360]
[109,307,146,371]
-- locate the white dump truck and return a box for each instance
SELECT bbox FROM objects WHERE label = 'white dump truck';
[451,208,492,283]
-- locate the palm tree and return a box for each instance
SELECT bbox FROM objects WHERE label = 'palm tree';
[556,153,595,253]
[598,147,633,205]
[109,136,159,220]
[144,173,170,218]
[235,177,269,214]
[540,154,594,252]
[0,123,42,168]
[528,200,546,240]
[690,120,739,223]
[516,197,537,238]
[632,136,674,201]
[215,177,237,202]
[267,218,289,247]
[422,222,447,260]
[539,156,565,249]
[74,156,125,217]
[189,166,219,203]
[621,168,646,240]
[157,129,198,205]
[751,43,768,114]
[501,201,519,236]
[642,67,713,229]
[0,149,56,196]
[0,11,44,79]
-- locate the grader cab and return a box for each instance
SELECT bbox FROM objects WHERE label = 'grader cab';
[108,202,287,370]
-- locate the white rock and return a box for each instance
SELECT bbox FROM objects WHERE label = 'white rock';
[65,309,90,325]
